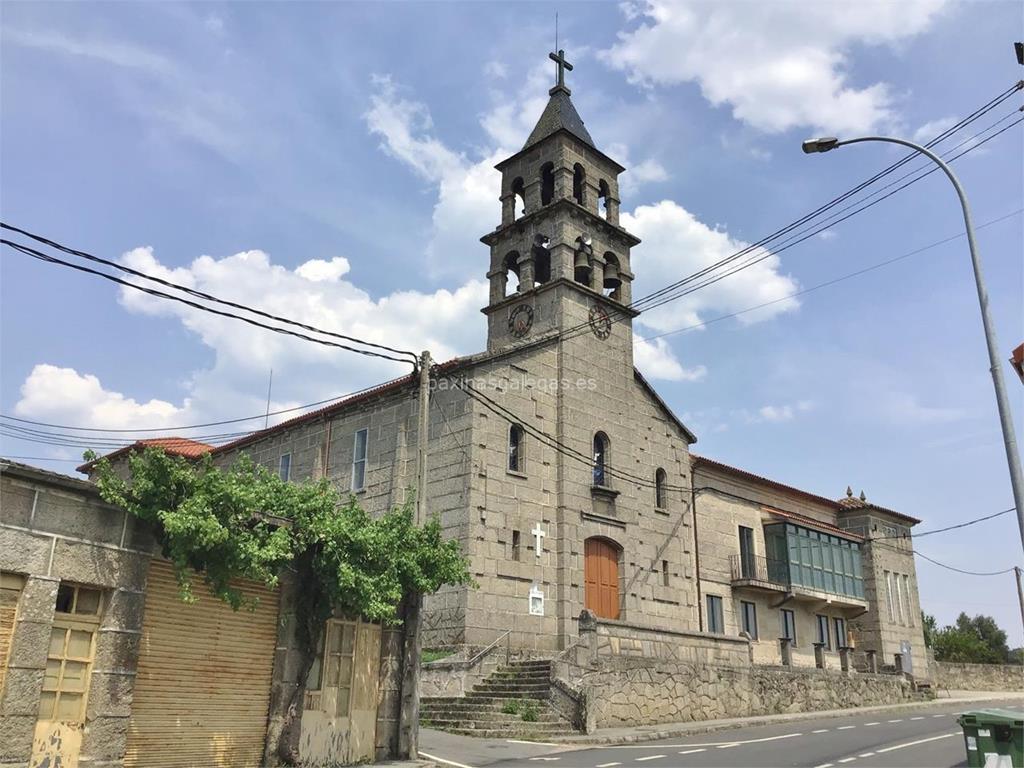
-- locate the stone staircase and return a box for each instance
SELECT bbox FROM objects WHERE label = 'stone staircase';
[420,659,577,739]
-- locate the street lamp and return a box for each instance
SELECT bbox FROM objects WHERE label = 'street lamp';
[802,134,1024,552]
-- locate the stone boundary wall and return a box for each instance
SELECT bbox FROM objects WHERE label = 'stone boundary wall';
[932,661,1024,692]
[581,661,917,730]
[587,614,750,667]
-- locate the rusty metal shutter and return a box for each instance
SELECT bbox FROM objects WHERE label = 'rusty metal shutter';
[0,572,25,697]
[124,559,279,768]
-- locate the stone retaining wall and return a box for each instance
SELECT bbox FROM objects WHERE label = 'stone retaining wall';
[592,616,750,667]
[582,661,917,729]
[932,661,1024,692]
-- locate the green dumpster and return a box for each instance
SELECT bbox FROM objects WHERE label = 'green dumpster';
[958,709,1024,768]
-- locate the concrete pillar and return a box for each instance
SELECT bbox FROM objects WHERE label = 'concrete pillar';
[606,197,620,226]
[866,649,878,674]
[501,194,515,226]
[839,647,851,674]
[579,610,598,668]
[517,252,535,291]
[813,642,826,669]
[779,638,792,667]
[894,653,904,675]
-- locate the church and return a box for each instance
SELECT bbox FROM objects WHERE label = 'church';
[83,51,929,679]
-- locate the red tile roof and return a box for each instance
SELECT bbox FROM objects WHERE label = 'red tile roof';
[76,437,213,473]
[763,507,865,542]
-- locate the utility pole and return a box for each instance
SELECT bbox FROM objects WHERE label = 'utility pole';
[1016,567,1024,665]
[399,350,431,759]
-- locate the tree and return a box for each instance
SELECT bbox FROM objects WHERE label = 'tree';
[922,612,937,647]
[931,612,1015,664]
[85,447,472,764]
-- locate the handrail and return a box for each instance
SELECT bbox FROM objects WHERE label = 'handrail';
[466,629,512,668]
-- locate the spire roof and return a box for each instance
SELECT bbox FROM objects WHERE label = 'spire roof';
[522,88,595,151]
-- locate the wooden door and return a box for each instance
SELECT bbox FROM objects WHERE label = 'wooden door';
[0,572,25,696]
[123,559,278,768]
[584,538,620,619]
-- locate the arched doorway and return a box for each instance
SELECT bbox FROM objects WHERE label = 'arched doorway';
[584,538,620,619]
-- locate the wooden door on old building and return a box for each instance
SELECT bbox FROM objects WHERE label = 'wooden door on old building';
[300,617,382,765]
[123,559,279,768]
[584,538,620,620]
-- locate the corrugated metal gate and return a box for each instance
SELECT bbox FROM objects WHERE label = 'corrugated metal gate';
[123,559,279,768]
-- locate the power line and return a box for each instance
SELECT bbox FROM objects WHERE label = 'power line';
[871,538,1018,576]
[636,207,1023,344]
[2,240,415,365]
[0,222,419,364]
[545,83,1024,347]
[0,456,83,463]
[873,508,1016,541]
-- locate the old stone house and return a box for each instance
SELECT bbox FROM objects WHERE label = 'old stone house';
[75,55,929,681]
[0,458,404,768]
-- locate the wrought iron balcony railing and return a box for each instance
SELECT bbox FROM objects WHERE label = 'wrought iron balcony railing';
[729,553,791,588]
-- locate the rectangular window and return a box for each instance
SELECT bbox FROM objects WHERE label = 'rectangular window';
[894,572,905,625]
[706,595,725,634]
[903,575,913,626]
[884,570,896,622]
[740,600,758,640]
[834,617,848,650]
[816,614,831,649]
[351,428,368,491]
[662,560,670,587]
[780,608,797,645]
[512,530,521,562]
[279,453,291,482]
[738,526,755,579]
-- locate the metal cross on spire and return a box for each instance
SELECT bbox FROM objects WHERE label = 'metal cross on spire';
[549,48,573,92]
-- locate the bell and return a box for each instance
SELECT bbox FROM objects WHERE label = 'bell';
[603,259,622,291]
[574,249,592,285]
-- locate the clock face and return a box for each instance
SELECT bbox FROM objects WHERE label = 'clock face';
[589,305,612,340]
[509,304,534,338]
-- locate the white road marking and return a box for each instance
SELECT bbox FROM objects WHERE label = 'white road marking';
[528,759,560,762]
[887,719,903,723]
[678,749,706,755]
[875,732,958,754]
[596,763,622,767]
[635,755,665,762]
[910,716,925,720]
[864,722,880,726]
[932,714,945,718]
[812,729,830,734]
[611,732,802,749]
[716,744,739,749]
[419,752,477,768]
[859,753,875,758]
[838,759,856,764]
[814,764,834,768]
[837,725,856,730]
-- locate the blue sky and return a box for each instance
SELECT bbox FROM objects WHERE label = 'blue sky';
[2,1,1022,642]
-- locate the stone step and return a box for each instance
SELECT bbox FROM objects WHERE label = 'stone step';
[490,668,551,678]
[465,690,550,701]
[423,718,573,733]
[422,700,551,713]
[420,712,567,725]
[472,683,551,693]
[507,661,553,669]
[438,727,575,740]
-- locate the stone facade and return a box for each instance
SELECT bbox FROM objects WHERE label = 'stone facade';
[932,661,1024,692]
[582,660,918,730]
[0,459,406,767]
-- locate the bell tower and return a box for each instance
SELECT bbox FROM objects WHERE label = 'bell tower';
[482,49,641,355]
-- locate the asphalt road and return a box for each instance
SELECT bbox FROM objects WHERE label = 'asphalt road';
[421,698,1022,768]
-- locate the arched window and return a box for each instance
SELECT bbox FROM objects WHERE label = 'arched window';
[511,177,526,219]
[655,468,667,509]
[508,424,524,472]
[503,251,521,296]
[540,162,555,206]
[598,179,610,219]
[533,239,551,284]
[603,252,622,301]
[593,432,609,487]
[573,163,586,206]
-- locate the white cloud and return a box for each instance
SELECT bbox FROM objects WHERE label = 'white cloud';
[624,200,800,335]
[756,400,815,423]
[634,336,707,381]
[913,116,958,145]
[602,0,949,134]
[295,257,351,283]
[817,230,838,241]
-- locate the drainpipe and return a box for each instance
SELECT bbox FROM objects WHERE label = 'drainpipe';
[691,482,704,632]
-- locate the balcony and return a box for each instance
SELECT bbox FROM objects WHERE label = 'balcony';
[730,553,790,591]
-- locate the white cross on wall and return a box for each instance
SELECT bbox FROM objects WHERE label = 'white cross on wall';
[531,523,545,556]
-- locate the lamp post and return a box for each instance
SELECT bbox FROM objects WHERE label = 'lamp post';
[802,134,1024,552]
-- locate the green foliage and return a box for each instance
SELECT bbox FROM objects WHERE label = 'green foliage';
[921,612,937,647]
[932,612,1015,664]
[86,447,472,624]
[422,649,455,664]
[519,700,539,722]
[501,699,521,715]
